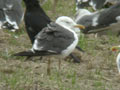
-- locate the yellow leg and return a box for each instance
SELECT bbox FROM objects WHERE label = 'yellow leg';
[47,59,51,75]
[58,59,61,70]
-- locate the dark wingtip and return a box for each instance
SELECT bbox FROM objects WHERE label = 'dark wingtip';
[13,50,59,57]
[12,50,34,56]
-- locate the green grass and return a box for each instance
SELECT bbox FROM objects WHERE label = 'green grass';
[42,0,76,20]
[0,68,32,90]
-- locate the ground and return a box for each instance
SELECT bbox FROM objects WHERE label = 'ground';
[0,0,120,90]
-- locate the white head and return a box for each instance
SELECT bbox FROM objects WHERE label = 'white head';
[56,16,85,37]
[56,16,77,28]
[116,16,120,22]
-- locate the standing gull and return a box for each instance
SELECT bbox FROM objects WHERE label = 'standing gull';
[23,0,85,63]
[75,1,120,34]
[13,16,84,74]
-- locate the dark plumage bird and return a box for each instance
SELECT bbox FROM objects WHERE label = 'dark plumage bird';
[13,16,84,74]
[23,0,51,44]
[0,0,24,31]
[23,0,84,63]
[75,1,120,34]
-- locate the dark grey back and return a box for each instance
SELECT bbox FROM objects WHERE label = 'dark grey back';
[34,22,75,53]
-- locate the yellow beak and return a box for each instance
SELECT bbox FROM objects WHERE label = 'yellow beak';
[74,24,85,29]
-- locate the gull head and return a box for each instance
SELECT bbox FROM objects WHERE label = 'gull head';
[56,16,85,37]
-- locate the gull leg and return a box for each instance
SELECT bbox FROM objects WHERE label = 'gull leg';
[70,53,80,63]
[58,59,61,70]
[39,56,43,60]
[25,56,33,61]
[76,46,84,52]
[47,58,51,75]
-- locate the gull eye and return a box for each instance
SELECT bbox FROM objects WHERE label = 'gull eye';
[66,21,70,24]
